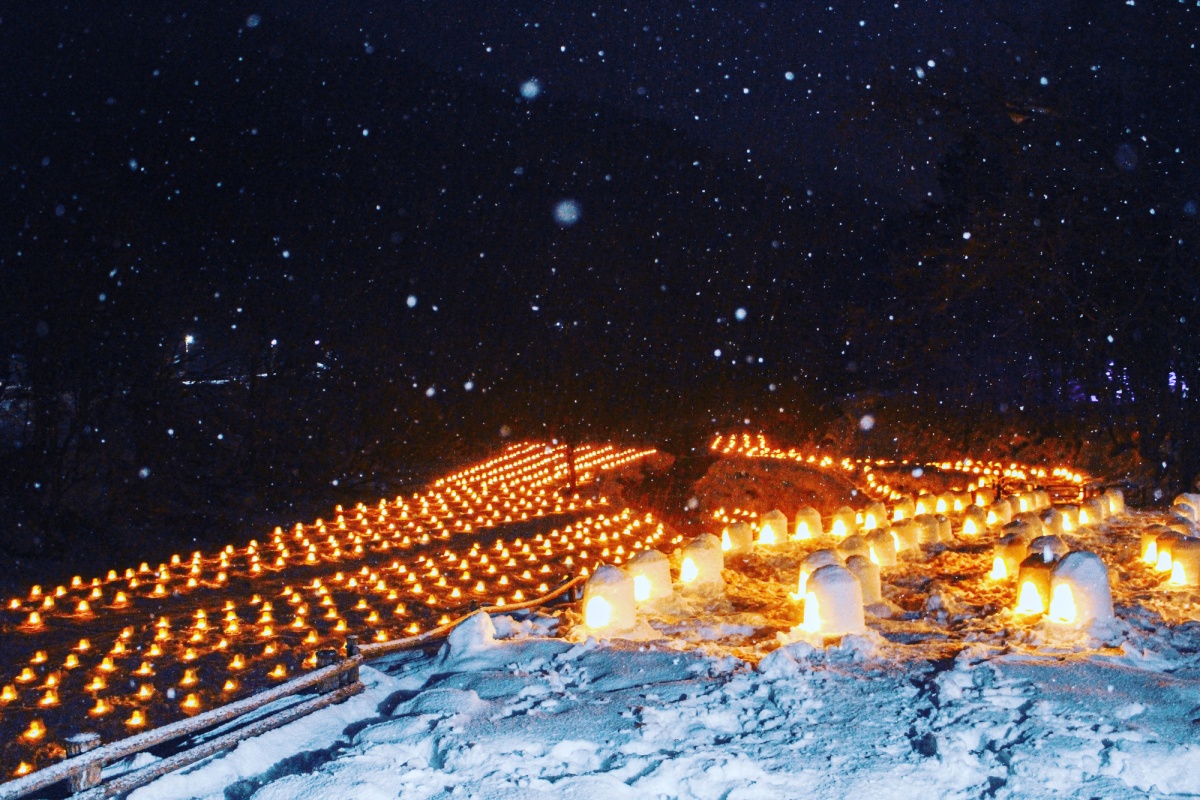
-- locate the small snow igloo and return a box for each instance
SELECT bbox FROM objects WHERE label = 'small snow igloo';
[679,534,724,593]
[721,521,754,555]
[1015,551,1057,616]
[799,564,866,636]
[794,549,842,598]
[862,502,888,531]
[758,509,788,546]
[793,507,822,541]
[1103,488,1126,516]
[829,506,858,539]
[960,505,987,537]
[626,549,672,603]
[1169,537,1200,587]
[866,529,897,567]
[993,529,1032,580]
[1047,551,1114,627]
[986,498,1013,527]
[889,521,921,555]
[582,565,637,633]
[891,496,915,522]
[1078,498,1108,527]
[845,554,882,605]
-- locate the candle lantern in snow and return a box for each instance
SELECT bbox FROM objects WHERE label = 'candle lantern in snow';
[1039,508,1068,537]
[889,521,921,554]
[934,492,956,514]
[1140,525,1172,566]
[837,535,870,561]
[845,555,882,605]
[891,496,915,522]
[960,505,987,537]
[866,529,897,567]
[758,510,788,546]
[799,564,866,636]
[974,488,996,507]
[1059,505,1080,532]
[1152,530,1186,573]
[829,507,857,539]
[913,494,935,516]
[1103,488,1126,516]
[626,550,672,603]
[1011,493,1032,514]
[1047,551,1114,626]
[1169,538,1200,586]
[678,534,724,592]
[913,514,942,545]
[720,522,754,555]
[862,502,887,531]
[794,549,842,598]
[1013,512,1046,537]
[1027,535,1069,562]
[993,530,1032,580]
[793,507,822,541]
[986,498,1013,527]
[1015,551,1058,615]
[582,565,637,633]
[1078,498,1107,527]
[1174,493,1200,520]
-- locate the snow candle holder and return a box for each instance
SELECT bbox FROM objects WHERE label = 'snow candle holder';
[1153,531,1186,573]
[986,498,1013,527]
[1027,535,1069,562]
[1039,508,1068,537]
[678,534,724,593]
[799,564,866,637]
[1015,551,1057,616]
[829,507,857,539]
[1140,525,1171,567]
[583,565,637,634]
[1078,498,1108,527]
[889,521,920,555]
[913,494,935,516]
[837,535,870,562]
[721,521,754,555]
[626,549,673,603]
[757,509,788,547]
[845,554,882,605]
[1103,488,1126,516]
[866,529,897,567]
[913,514,942,546]
[793,507,822,541]
[891,496,915,522]
[960,505,987,537]
[794,549,842,598]
[862,502,887,531]
[1169,538,1200,587]
[1047,551,1114,627]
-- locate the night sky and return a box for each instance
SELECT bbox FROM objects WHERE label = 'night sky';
[2,2,1200,565]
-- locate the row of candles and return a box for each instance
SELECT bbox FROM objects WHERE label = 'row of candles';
[0,442,659,777]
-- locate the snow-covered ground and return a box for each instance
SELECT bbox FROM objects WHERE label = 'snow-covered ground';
[124,509,1200,800]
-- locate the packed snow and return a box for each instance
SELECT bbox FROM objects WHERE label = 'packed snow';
[121,502,1200,800]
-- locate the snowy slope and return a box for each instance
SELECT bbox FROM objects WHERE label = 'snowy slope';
[125,512,1200,800]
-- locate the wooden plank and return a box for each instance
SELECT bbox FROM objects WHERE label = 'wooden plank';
[74,682,364,799]
[0,657,361,800]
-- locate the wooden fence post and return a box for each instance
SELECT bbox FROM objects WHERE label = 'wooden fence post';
[64,732,102,792]
[343,636,360,686]
[315,649,339,692]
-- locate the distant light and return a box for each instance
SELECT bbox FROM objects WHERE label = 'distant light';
[185,335,194,345]
[281,250,290,258]
[138,467,151,479]
[464,381,475,391]
[912,467,924,478]
[859,415,875,431]
[962,232,971,240]
[714,349,722,358]
[927,60,936,68]
[362,129,369,136]
[553,199,581,226]
[735,307,747,321]
[1040,76,1049,86]
[520,79,541,99]
[128,159,138,170]
[425,387,436,397]
[246,14,261,28]
[406,295,418,308]
[785,71,795,81]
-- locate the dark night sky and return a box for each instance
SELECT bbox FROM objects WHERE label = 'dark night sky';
[1,1,1198,416]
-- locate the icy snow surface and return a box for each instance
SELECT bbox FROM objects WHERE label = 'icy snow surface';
[130,513,1200,800]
